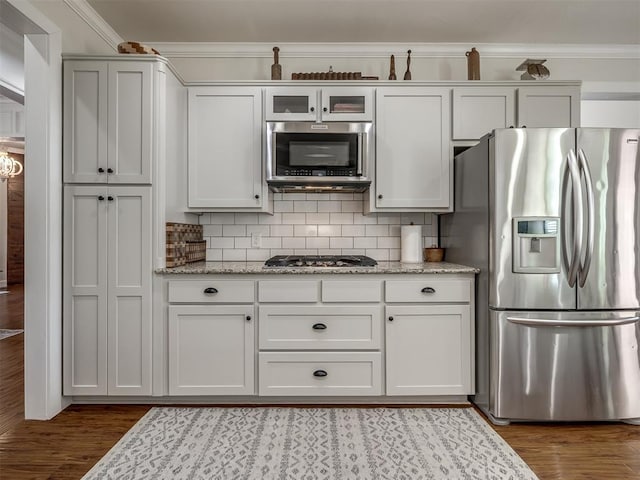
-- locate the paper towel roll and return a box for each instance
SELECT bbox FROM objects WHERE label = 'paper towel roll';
[400,225,423,263]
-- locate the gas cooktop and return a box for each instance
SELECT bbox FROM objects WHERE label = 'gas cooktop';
[264,255,378,268]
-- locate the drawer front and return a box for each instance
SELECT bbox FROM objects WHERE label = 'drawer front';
[259,305,381,350]
[385,279,471,303]
[258,280,319,303]
[322,280,382,303]
[258,352,382,396]
[168,280,255,303]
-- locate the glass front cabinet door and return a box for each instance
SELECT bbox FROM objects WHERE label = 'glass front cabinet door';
[266,87,373,122]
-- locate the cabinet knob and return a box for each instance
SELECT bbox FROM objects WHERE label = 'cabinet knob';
[246,315,252,321]
[107,196,114,201]
[522,125,527,128]
[254,194,260,199]
[107,168,114,173]
[203,287,218,294]
[313,369,328,377]
[98,167,105,173]
[310,107,315,112]
[388,316,394,321]
[98,195,105,201]
[323,107,328,112]
[421,287,436,294]
[312,323,327,330]
[378,194,383,199]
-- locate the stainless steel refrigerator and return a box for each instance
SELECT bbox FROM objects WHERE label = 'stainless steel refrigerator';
[442,128,640,424]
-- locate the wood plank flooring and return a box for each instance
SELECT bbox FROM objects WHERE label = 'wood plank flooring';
[0,286,638,479]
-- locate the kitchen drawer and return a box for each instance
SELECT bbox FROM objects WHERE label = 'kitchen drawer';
[258,352,382,396]
[258,280,319,303]
[259,305,381,350]
[322,280,381,303]
[168,280,255,303]
[385,279,471,303]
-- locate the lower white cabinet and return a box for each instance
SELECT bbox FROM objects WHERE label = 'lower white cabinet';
[385,304,473,395]
[63,185,152,396]
[168,305,255,395]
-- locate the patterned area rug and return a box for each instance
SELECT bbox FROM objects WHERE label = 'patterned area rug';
[82,407,538,480]
[0,329,23,340]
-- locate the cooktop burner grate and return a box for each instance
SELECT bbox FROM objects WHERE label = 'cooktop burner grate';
[264,255,378,268]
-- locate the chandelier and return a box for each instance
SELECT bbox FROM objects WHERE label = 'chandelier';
[0,152,23,181]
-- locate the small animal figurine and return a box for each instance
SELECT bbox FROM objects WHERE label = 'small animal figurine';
[388,55,397,80]
[271,46,282,80]
[403,49,412,80]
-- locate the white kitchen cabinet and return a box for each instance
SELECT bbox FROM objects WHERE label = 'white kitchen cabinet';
[188,87,267,210]
[385,304,472,395]
[63,185,152,396]
[372,87,452,212]
[0,99,24,137]
[517,86,580,127]
[63,60,154,184]
[168,305,255,395]
[265,87,373,122]
[452,87,516,140]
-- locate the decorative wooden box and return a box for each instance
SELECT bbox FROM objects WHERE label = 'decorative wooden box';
[166,222,206,267]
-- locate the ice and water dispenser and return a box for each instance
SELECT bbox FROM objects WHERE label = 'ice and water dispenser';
[512,217,561,273]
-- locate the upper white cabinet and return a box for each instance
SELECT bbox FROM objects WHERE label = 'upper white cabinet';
[63,185,152,396]
[266,87,373,122]
[452,87,516,140]
[517,85,580,128]
[0,99,24,137]
[373,87,452,212]
[188,86,267,210]
[63,60,154,184]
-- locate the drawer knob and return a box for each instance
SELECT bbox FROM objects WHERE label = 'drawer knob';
[203,287,219,294]
[107,168,114,174]
[246,315,252,321]
[388,316,394,321]
[312,323,327,330]
[421,287,436,294]
[313,369,328,378]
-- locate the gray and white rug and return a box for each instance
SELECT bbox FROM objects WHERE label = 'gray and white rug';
[0,329,23,340]
[82,407,538,480]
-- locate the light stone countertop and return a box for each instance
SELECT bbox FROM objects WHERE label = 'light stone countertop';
[157,261,479,275]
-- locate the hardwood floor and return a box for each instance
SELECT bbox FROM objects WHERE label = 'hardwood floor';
[0,287,638,479]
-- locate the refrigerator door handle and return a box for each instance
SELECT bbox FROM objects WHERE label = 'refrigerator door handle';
[566,149,584,288]
[507,315,640,327]
[577,148,595,287]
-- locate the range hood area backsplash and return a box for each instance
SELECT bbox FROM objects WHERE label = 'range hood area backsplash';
[200,192,437,262]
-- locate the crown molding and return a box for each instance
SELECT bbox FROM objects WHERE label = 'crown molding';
[148,42,640,59]
[63,0,122,51]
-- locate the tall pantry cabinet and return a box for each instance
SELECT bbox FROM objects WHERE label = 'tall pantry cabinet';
[62,56,165,396]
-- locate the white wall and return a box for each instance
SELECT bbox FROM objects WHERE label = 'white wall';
[0,22,24,97]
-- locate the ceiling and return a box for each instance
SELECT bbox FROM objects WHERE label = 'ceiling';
[84,0,640,45]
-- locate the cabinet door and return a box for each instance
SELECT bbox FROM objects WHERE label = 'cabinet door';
[320,87,373,121]
[265,87,318,121]
[107,62,153,184]
[386,304,472,395]
[188,87,264,208]
[517,86,580,128]
[63,61,108,183]
[106,186,152,395]
[452,87,515,140]
[63,186,108,395]
[375,88,451,211]
[169,305,255,395]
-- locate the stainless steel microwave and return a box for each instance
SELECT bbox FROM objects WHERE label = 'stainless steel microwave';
[266,121,372,192]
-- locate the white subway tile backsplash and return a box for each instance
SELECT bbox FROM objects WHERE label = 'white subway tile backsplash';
[270,225,294,237]
[282,213,306,224]
[306,213,330,224]
[293,201,318,213]
[294,225,318,237]
[223,225,246,237]
[330,213,354,224]
[306,237,330,249]
[282,237,306,249]
[223,249,246,261]
[318,225,342,237]
[199,197,438,263]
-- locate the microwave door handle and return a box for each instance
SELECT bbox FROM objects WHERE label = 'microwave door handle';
[271,131,277,176]
[356,133,363,175]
